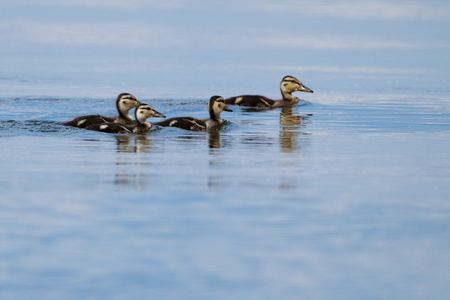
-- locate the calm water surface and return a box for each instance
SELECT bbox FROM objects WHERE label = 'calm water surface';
[1,93,450,299]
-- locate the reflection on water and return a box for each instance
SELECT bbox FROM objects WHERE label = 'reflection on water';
[278,107,312,190]
[207,130,221,149]
[112,127,231,190]
[279,106,311,153]
[114,135,154,188]
[115,134,154,153]
[207,130,227,191]
[2,95,450,300]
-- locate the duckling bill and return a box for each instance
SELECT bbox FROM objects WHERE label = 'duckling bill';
[224,75,313,108]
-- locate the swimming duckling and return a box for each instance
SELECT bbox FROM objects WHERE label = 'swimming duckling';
[85,103,165,134]
[63,93,139,128]
[224,75,313,108]
[154,96,232,131]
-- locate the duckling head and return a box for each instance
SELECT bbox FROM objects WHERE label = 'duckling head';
[208,95,233,120]
[135,103,166,124]
[280,76,313,98]
[116,93,140,120]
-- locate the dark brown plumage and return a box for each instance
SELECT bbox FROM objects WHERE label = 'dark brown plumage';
[63,93,139,128]
[154,96,232,131]
[224,76,313,108]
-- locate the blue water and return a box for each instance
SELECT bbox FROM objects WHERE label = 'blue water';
[2,1,450,299]
[1,91,450,300]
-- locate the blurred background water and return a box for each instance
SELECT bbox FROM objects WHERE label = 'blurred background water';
[1,1,450,299]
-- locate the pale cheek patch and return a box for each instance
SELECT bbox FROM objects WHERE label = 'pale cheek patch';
[77,119,86,126]
[235,96,243,104]
[100,124,109,130]
[169,120,178,126]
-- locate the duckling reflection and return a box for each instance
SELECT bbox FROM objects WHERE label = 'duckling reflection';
[115,134,154,153]
[115,135,133,153]
[207,130,229,191]
[207,130,221,149]
[207,152,226,191]
[279,106,311,153]
[114,134,154,188]
[278,107,312,190]
[134,135,154,153]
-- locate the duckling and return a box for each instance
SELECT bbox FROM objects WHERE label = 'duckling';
[63,93,139,128]
[84,103,165,134]
[224,75,313,108]
[154,96,232,131]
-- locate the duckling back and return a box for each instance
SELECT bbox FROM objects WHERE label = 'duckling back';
[84,122,132,134]
[63,115,115,128]
[224,95,275,108]
[154,117,207,131]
